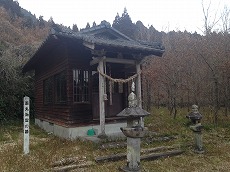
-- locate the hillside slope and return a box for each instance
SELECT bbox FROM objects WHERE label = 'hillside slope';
[0,6,49,45]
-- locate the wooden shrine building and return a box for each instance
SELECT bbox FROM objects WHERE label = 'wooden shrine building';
[23,22,165,139]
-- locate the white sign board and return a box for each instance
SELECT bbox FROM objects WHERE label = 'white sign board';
[23,96,30,154]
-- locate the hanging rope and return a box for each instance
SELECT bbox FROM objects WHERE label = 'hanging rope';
[103,61,108,100]
[108,66,113,105]
[97,67,141,83]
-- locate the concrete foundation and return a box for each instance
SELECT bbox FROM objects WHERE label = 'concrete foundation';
[35,118,126,140]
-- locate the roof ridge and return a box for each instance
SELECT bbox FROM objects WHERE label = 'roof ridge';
[79,21,111,33]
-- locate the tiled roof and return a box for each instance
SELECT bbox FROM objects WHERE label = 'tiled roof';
[23,23,165,72]
[52,23,165,54]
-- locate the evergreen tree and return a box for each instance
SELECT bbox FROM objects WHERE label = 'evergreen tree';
[0,0,22,18]
[112,8,136,39]
[23,17,34,28]
[92,21,96,27]
[148,25,163,43]
[85,22,90,29]
[72,24,79,32]
[38,15,45,28]
[135,20,148,40]
[48,17,55,27]
[113,13,120,26]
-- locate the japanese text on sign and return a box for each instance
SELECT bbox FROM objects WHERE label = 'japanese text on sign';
[23,96,30,154]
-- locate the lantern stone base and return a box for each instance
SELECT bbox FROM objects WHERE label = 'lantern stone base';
[189,123,204,154]
[120,166,141,172]
[193,131,204,154]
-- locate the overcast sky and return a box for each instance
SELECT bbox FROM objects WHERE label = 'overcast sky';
[17,0,229,33]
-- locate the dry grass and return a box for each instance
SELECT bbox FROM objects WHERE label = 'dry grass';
[1,107,230,172]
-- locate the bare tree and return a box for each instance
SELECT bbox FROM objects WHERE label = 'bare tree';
[201,0,221,35]
[221,6,230,33]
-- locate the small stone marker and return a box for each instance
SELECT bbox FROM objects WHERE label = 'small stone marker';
[23,96,30,154]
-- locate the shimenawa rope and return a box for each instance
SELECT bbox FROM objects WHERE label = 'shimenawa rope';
[97,67,141,83]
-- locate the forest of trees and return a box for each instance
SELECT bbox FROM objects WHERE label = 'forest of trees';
[0,1,50,121]
[111,7,230,123]
[0,1,229,124]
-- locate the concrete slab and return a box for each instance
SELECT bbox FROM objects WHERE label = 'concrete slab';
[35,118,127,140]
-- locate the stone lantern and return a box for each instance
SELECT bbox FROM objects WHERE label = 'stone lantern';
[117,82,149,172]
[186,105,204,153]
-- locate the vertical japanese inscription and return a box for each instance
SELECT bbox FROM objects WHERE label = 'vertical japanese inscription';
[23,96,30,154]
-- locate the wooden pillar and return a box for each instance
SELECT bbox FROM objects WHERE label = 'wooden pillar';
[98,58,106,137]
[136,63,142,108]
[136,63,144,127]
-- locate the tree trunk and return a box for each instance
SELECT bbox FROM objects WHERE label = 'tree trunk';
[213,79,219,125]
[95,148,184,163]
[146,79,151,111]
[167,87,171,112]
[141,150,184,161]
[224,77,229,116]
[173,96,177,119]
[187,89,190,112]
[157,88,160,109]
[224,85,228,116]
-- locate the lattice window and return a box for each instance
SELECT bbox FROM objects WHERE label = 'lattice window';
[73,69,89,102]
